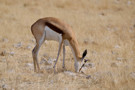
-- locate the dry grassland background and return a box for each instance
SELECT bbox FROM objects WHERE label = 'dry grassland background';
[0,0,135,90]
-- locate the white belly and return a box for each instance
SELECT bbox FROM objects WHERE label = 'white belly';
[45,26,62,42]
[44,26,70,46]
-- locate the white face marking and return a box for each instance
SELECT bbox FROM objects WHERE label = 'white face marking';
[45,26,62,42]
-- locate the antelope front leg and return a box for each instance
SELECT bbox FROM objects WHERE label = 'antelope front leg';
[53,40,63,73]
[62,44,66,69]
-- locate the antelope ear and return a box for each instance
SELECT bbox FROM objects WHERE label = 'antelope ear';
[82,49,87,59]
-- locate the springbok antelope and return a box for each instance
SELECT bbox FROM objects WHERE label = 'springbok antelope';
[31,17,88,73]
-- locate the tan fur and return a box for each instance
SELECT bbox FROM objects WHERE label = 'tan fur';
[31,17,82,72]
[31,17,82,59]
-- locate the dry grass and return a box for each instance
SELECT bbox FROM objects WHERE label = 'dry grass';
[0,0,135,90]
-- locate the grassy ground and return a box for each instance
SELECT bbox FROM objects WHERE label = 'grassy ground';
[0,0,135,90]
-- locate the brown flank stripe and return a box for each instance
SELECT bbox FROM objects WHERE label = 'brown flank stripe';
[45,22,64,34]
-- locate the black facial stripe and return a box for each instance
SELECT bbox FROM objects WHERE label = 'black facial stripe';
[46,22,64,34]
